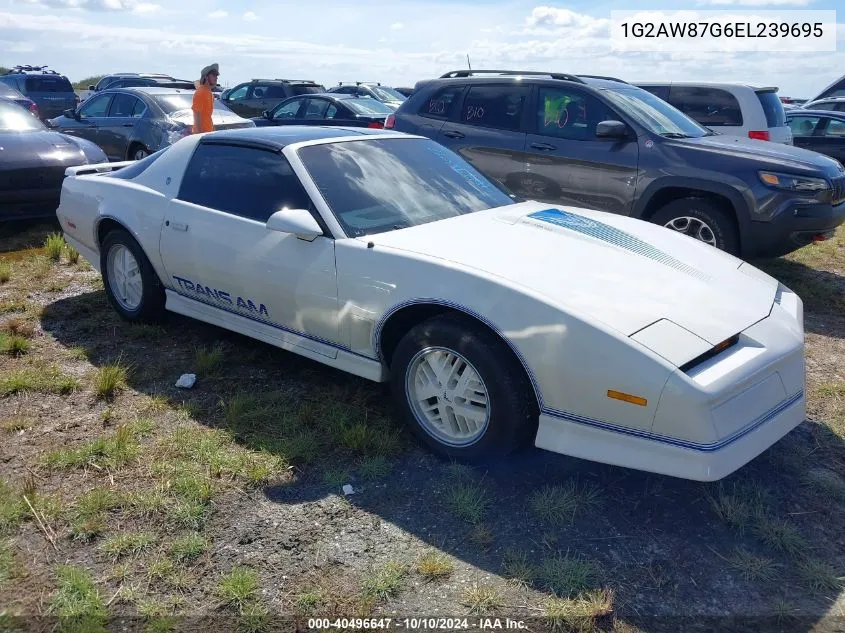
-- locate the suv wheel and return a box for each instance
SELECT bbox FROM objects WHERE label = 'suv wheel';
[651,199,739,255]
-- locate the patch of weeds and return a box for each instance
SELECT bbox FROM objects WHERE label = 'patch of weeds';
[530,481,602,524]
[218,566,260,612]
[65,244,80,265]
[48,565,107,626]
[0,332,30,357]
[774,600,797,622]
[0,300,26,314]
[125,489,169,518]
[45,423,142,470]
[796,558,844,594]
[501,549,534,586]
[3,318,34,338]
[752,516,808,557]
[147,556,175,582]
[169,532,207,562]
[706,481,767,532]
[67,346,89,361]
[445,480,489,523]
[417,551,454,580]
[0,479,25,533]
[0,366,80,396]
[92,361,129,401]
[44,233,66,262]
[0,540,18,584]
[194,343,225,376]
[144,617,178,633]
[323,469,352,488]
[1,415,34,433]
[460,582,503,614]
[803,469,845,501]
[0,262,9,284]
[101,530,156,560]
[69,488,122,540]
[536,553,600,598]
[362,561,406,600]
[359,456,392,481]
[239,601,271,633]
[144,394,171,413]
[471,524,494,550]
[729,548,778,583]
[544,588,614,628]
[293,589,324,614]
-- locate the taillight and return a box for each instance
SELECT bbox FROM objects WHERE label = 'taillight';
[367,121,383,129]
[748,130,770,141]
[384,114,395,129]
[28,102,38,116]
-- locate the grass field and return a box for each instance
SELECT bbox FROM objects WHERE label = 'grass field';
[0,221,843,633]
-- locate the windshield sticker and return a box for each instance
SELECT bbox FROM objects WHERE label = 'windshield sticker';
[172,276,269,317]
[527,209,711,281]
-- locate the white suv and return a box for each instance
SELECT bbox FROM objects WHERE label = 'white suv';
[635,82,792,144]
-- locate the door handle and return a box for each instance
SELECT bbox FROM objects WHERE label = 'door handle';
[443,130,465,139]
[530,142,557,151]
[122,123,134,127]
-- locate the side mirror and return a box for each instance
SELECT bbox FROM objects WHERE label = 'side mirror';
[263,110,271,119]
[266,208,322,241]
[63,108,77,119]
[88,85,96,91]
[595,120,629,139]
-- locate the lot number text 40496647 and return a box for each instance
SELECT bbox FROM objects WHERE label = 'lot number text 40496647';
[307,618,528,630]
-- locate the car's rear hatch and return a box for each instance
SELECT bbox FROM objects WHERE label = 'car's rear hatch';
[24,75,77,119]
[756,88,792,145]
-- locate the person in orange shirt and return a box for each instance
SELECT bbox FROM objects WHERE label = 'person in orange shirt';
[191,63,219,134]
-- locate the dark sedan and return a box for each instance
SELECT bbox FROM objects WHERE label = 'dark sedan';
[48,87,254,161]
[0,83,38,117]
[788,109,845,163]
[252,93,394,129]
[0,100,107,220]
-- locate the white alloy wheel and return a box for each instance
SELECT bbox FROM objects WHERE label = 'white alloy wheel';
[133,147,149,160]
[405,346,491,446]
[106,243,143,311]
[663,216,717,246]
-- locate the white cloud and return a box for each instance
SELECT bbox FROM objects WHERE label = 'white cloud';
[390,22,404,30]
[20,0,160,11]
[208,9,227,18]
[243,11,257,21]
[520,6,610,38]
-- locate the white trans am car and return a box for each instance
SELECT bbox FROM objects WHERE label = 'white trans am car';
[56,126,806,481]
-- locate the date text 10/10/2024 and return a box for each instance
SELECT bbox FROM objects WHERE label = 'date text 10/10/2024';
[307,618,528,630]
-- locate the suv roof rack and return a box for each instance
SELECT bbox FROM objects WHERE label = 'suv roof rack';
[439,69,586,83]
[577,75,629,84]
[5,65,62,75]
[337,81,381,86]
[250,78,319,83]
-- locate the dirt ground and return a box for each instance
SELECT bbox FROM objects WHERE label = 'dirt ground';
[0,220,843,633]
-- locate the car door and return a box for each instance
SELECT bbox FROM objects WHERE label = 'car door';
[809,117,845,162]
[788,114,823,152]
[158,142,341,356]
[434,83,531,195]
[266,97,307,125]
[238,83,274,118]
[98,92,147,160]
[523,85,639,216]
[221,83,250,116]
[57,93,112,152]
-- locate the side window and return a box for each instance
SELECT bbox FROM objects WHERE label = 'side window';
[79,94,112,117]
[273,99,304,119]
[460,85,528,131]
[420,85,464,120]
[666,86,743,127]
[108,93,143,117]
[789,116,820,136]
[537,88,618,140]
[837,104,845,112]
[326,104,339,119]
[818,78,845,100]
[335,86,354,95]
[227,84,249,101]
[177,144,314,223]
[250,85,268,99]
[824,119,845,136]
[265,85,287,98]
[303,99,329,119]
[640,85,670,100]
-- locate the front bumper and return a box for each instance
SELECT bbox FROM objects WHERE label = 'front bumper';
[744,199,845,258]
[535,285,806,481]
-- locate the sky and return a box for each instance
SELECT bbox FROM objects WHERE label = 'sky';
[0,0,842,98]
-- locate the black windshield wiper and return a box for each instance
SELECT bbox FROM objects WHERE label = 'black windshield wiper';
[661,132,692,138]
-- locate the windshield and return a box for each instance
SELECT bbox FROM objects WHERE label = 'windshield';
[370,86,406,102]
[298,138,517,237]
[0,102,45,131]
[154,93,234,114]
[602,87,710,138]
[345,98,395,115]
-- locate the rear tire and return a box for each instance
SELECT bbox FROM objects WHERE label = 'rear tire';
[128,144,149,161]
[650,199,739,256]
[100,229,166,323]
[390,313,537,462]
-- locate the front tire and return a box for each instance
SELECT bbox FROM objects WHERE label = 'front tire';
[390,314,537,462]
[650,199,739,256]
[129,144,150,161]
[100,229,166,323]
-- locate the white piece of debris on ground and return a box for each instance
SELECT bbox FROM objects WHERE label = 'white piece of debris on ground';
[342,484,355,495]
[175,373,196,389]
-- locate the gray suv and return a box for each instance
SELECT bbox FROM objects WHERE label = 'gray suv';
[389,70,845,258]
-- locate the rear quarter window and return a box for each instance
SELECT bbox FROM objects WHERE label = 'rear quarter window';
[666,86,743,127]
[756,91,786,127]
[25,75,74,93]
[419,85,464,120]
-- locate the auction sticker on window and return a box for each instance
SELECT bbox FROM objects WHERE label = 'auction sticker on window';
[610,10,836,52]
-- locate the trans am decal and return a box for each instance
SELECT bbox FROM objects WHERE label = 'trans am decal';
[172,276,269,317]
[527,208,711,281]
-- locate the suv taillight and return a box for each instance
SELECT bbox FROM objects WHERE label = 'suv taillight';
[368,121,384,129]
[384,114,395,129]
[748,130,770,141]
[28,102,38,116]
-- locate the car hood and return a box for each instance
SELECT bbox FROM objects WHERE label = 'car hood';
[0,130,93,169]
[363,201,778,345]
[669,134,844,174]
